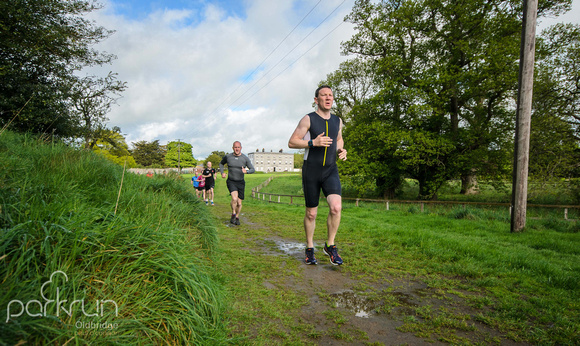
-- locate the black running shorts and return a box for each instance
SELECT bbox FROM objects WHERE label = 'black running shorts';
[204,181,215,191]
[302,161,341,208]
[226,179,246,200]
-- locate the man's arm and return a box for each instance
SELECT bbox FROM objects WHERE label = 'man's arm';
[337,118,347,161]
[219,155,228,178]
[288,115,310,149]
[244,156,255,174]
[288,115,333,148]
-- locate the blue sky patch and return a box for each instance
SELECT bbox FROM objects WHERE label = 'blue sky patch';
[109,0,247,22]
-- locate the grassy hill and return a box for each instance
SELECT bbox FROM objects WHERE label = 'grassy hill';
[0,131,228,344]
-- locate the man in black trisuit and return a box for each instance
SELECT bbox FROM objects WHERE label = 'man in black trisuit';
[288,85,347,265]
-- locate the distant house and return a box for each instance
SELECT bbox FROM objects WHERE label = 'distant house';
[248,149,294,173]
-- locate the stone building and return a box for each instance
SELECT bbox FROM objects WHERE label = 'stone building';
[248,149,294,173]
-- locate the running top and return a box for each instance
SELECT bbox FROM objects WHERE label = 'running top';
[202,168,215,185]
[219,153,255,181]
[303,112,340,167]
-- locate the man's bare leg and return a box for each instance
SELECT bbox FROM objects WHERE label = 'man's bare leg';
[230,191,239,216]
[326,194,342,245]
[304,206,318,248]
[235,199,243,218]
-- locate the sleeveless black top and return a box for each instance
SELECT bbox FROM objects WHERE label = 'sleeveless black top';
[303,112,340,167]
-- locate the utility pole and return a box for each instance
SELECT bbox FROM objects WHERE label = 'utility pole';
[511,0,538,232]
[177,139,182,174]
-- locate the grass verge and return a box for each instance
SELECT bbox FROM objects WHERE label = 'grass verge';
[0,132,228,345]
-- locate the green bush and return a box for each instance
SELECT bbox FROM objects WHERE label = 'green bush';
[571,178,580,205]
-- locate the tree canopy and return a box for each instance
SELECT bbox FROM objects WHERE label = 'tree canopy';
[165,141,197,168]
[205,151,226,171]
[530,23,580,179]
[0,0,120,137]
[69,72,127,149]
[326,0,573,199]
[92,127,137,167]
[131,140,166,168]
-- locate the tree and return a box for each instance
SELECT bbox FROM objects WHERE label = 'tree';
[0,0,117,136]
[69,73,127,149]
[165,141,196,168]
[205,151,226,171]
[131,140,166,168]
[530,23,580,179]
[323,58,379,121]
[92,127,137,167]
[326,0,570,199]
[294,152,304,169]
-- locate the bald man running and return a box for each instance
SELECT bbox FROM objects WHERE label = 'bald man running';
[220,141,255,225]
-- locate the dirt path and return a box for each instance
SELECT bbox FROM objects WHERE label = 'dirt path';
[212,200,526,345]
[255,235,442,346]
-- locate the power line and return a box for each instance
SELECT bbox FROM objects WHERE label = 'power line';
[184,0,350,141]
[232,20,346,110]
[187,1,323,134]
[222,0,349,113]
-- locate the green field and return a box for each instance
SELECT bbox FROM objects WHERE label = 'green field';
[213,173,580,344]
[255,173,580,221]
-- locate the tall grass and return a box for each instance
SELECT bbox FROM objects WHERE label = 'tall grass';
[0,131,228,344]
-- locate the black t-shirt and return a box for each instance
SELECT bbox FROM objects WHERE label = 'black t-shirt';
[203,168,215,185]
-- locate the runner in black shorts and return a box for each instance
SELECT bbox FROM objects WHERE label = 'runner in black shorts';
[202,162,216,206]
[288,85,347,265]
[220,141,255,225]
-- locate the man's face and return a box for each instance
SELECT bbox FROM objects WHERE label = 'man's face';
[315,87,333,111]
[233,142,242,156]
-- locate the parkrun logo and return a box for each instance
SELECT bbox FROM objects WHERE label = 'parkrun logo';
[5,271,119,323]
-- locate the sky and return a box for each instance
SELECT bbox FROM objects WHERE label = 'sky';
[85,0,580,159]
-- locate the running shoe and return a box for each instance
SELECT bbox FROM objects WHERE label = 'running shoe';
[304,247,317,265]
[230,214,236,224]
[234,218,240,225]
[323,243,343,265]
[211,201,214,206]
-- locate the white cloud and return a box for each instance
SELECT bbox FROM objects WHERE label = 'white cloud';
[89,0,580,159]
[537,0,580,31]
[84,0,355,158]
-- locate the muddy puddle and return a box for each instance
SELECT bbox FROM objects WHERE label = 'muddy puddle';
[330,290,377,318]
[275,240,306,255]
[329,290,419,318]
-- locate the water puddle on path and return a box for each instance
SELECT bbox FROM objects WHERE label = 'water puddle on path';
[270,240,341,271]
[330,290,419,318]
[330,290,378,318]
[275,240,306,255]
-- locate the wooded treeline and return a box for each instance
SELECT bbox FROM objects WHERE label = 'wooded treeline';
[0,0,202,168]
[2,0,579,190]
[323,0,580,200]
